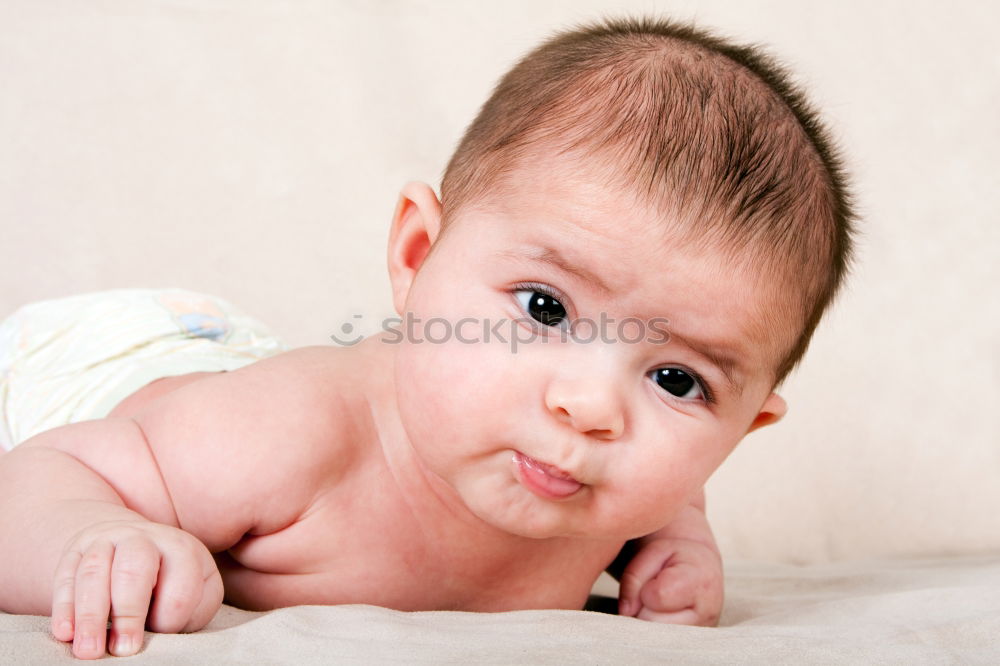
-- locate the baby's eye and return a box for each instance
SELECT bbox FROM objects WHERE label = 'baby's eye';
[514,288,568,328]
[650,367,705,401]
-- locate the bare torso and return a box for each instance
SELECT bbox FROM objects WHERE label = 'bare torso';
[105,347,622,613]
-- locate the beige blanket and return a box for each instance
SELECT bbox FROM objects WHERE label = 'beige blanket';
[4,555,997,663]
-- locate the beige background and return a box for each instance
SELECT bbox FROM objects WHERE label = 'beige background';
[1,0,996,564]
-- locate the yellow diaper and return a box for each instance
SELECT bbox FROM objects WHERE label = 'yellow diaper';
[0,289,288,449]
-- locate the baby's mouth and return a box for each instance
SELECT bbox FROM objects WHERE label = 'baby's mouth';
[512,451,583,500]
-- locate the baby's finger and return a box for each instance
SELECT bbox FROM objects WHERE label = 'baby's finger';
[184,564,224,633]
[108,536,159,656]
[146,546,206,633]
[636,605,701,626]
[51,548,83,642]
[617,539,676,617]
[72,539,114,659]
[640,561,699,612]
[640,561,722,626]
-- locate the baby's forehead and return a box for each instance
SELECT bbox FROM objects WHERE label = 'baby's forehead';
[471,152,771,273]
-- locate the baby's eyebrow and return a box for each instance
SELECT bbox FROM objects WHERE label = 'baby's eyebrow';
[666,330,745,397]
[498,245,614,294]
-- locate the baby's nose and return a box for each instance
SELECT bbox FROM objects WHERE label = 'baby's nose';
[544,377,624,441]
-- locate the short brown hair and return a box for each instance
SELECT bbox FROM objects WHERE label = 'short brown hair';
[440,16,856,384]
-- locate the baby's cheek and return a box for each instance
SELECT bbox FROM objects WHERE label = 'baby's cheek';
[613,464,692,530]
[394,340,486,446]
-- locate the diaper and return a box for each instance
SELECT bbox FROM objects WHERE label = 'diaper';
[0,289,288,450]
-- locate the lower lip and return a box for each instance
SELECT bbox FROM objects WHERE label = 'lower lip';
[512,451,583,500]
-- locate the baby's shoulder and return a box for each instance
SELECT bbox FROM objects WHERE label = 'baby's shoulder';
[133,344,374,543]
[241,344,347,377]
[226,345,362,404]
[218,344,373,461]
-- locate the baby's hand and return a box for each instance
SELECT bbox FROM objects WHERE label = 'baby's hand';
[50,519,223,659]
[617,537,723,626]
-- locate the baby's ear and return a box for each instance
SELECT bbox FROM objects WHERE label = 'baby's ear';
[386,182,443,315]
[745,392,787,434]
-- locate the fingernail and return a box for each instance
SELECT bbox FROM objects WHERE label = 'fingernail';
[114,635,132,655]
[59,620,73,636]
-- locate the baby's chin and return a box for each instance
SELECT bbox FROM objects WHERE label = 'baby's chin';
[478,513,648,542]
[457,482,645,542]
[455,485,575,539]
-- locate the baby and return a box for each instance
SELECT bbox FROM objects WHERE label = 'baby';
[0,16,854,659]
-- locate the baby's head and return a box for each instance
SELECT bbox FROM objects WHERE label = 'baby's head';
[385,17,855,540]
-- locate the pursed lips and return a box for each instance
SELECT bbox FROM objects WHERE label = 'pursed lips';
[511,451,585,499]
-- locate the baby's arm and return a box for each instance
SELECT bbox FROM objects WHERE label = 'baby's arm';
[613,488,724,626]
[0,349,343,658]
[0,419,223,659]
